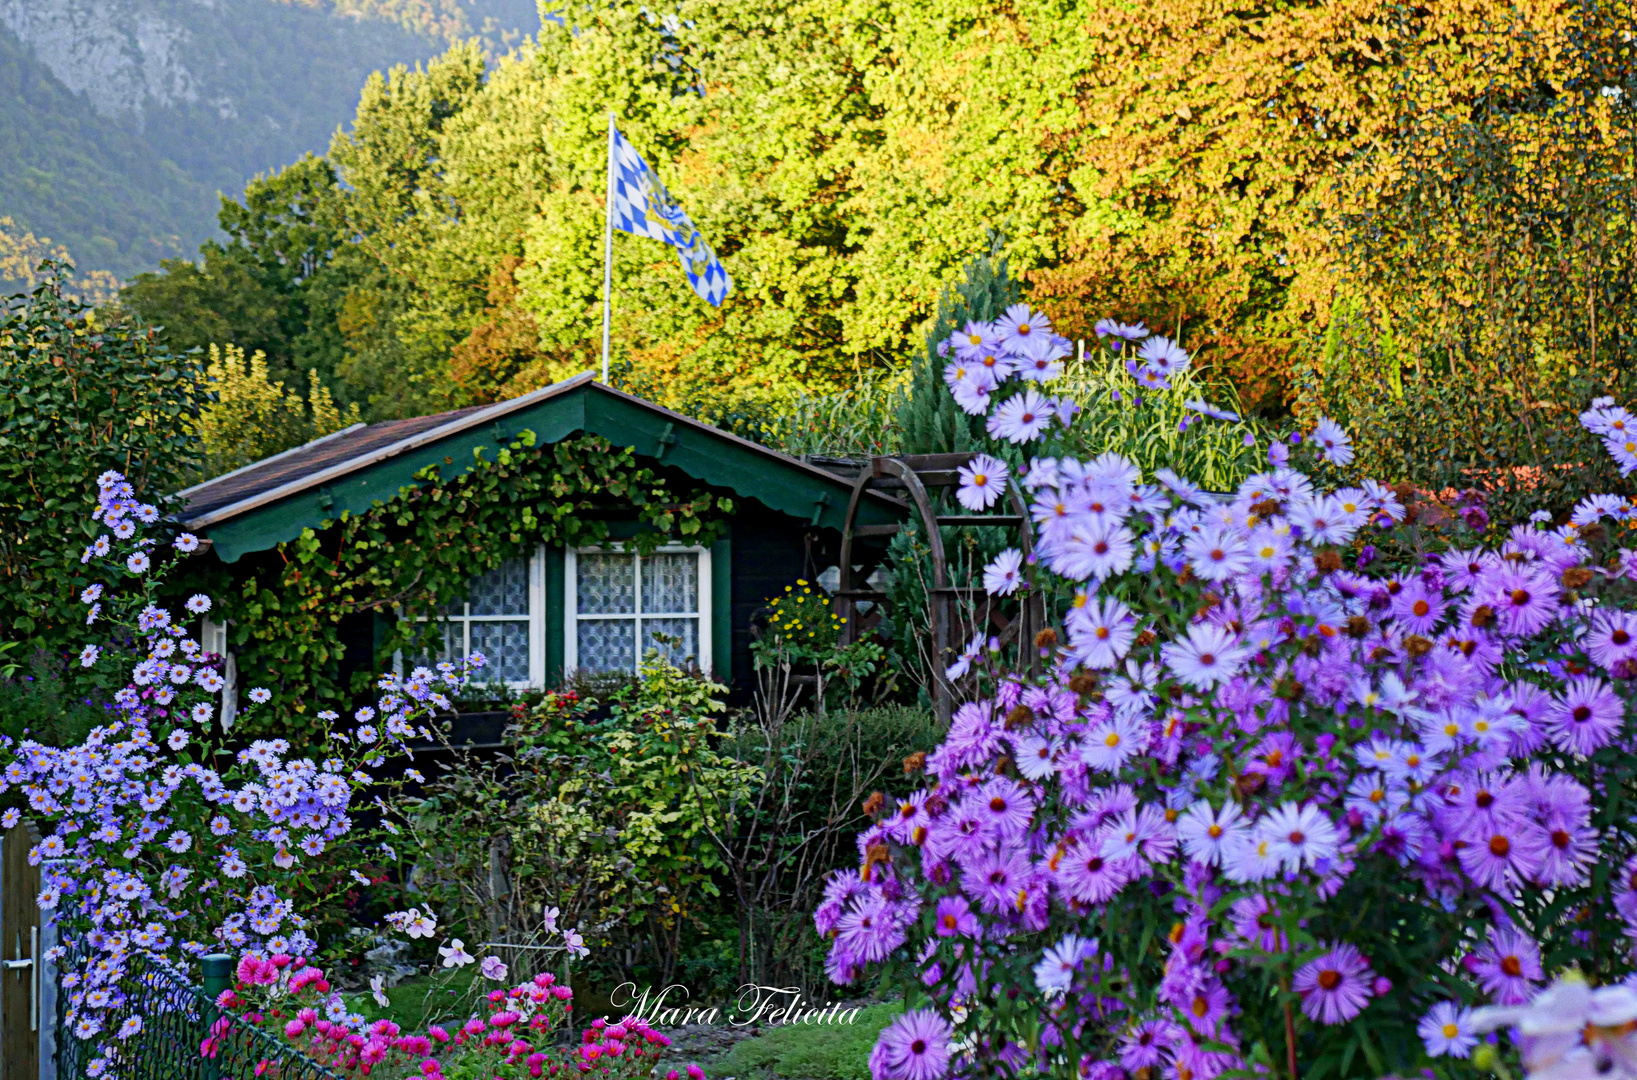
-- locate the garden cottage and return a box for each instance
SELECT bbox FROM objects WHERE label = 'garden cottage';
[174,372,902,717]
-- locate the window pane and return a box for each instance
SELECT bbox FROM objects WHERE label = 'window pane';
[642,617,698,666]
[469,558,530,616]
[641,553,698,614]
[578,619,636,673]
[408,621,460,670]
[578,554,635,614]
[471,621,530,683]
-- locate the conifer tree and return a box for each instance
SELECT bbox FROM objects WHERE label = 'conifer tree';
[896,233,1019,456]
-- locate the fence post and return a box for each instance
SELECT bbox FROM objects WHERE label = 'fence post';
[200,954,233,1080]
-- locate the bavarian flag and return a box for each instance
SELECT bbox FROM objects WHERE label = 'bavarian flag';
[607,123,732,307]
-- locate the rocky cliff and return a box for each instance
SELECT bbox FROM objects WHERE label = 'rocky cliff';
[0,0,537,286]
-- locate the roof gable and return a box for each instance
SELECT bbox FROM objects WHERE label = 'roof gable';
[180,374,902,562]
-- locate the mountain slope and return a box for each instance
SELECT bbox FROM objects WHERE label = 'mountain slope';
[0,0,539,286]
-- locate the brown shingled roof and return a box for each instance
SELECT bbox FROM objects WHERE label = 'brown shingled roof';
[177,404,490,522]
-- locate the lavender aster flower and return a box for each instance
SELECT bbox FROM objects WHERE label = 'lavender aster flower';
[956,455,1009,512]
[1292,943,1374,1023]
[869,1008,952,1080]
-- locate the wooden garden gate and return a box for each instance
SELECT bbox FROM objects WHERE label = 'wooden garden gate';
[835,452,1044,724]
[1,821,42,1080]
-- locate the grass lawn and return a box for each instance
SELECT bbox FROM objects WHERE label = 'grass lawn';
[341,964,488,1032]
[714,1002,901,1080]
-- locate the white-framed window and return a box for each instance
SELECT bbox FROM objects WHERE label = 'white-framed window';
[565,545,711,675]
[200,616,238,729]
[404,548,547,688]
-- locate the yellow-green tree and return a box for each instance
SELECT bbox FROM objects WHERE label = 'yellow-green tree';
[195,344,361,479]
[126,0,1620,424]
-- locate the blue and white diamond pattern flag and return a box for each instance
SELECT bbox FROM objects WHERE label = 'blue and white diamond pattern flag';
[607,122,732,307]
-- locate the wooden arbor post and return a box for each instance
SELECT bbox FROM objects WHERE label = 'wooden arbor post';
[835,452,1044,725]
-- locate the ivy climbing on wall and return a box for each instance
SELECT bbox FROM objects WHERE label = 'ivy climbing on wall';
[216,430,734,737]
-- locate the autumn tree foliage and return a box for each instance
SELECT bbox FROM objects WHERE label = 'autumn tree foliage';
[119,0,1628,424]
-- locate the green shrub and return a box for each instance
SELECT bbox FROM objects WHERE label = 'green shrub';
[0,649,112,749]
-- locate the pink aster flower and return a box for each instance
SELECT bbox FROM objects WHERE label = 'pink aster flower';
[1292,943,1374,1024]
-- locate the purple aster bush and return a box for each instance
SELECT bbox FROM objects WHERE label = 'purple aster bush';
[19,471,482,1079]
[822,315,1637,1080]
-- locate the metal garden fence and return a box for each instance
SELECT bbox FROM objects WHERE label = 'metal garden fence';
[55,953,342,1080]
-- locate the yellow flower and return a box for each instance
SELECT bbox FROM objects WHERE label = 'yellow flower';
[797,579,809,586]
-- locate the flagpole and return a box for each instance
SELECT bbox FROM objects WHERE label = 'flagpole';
[600,110,616,384]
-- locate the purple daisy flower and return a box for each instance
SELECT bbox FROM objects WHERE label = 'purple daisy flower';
[1118,1019,1175,1071]
[1472,927,1542,1004]
[834,895,905,963]
[1483,564,1560,637]
[960,847,1033,917]
[1054,841,1133,905]
[978,777,1036,838]
[869,1008,952,1080]
[1292,942,1374,1024]
[1535,816,1597,887]
[1230,894,1288,952]
[1546,677,1624,754]
[1456,821,1548,895]
[932,895,979,938]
